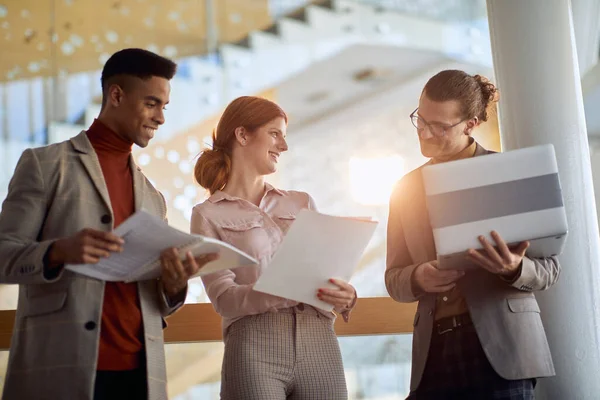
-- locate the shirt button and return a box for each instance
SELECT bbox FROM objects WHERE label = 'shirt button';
[101,214,112,224]
[429,310,433,316]
[442,296,448,302]
[297,303,305,311]
[84,321,97,330]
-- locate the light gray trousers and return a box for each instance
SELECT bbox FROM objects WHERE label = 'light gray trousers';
[220,304,348,400]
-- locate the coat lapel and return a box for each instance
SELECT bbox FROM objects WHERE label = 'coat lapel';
[401,167,437,262]
[129,156,145,212]
[69,131,113,215]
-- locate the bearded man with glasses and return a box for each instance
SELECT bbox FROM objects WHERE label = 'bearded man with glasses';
[386,70,560,400]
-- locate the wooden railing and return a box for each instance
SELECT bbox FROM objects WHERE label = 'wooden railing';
[0,297,416,349]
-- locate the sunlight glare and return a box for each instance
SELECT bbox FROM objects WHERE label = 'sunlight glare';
[349,155,405,206]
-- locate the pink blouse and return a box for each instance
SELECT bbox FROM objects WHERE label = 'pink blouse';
[191,183,353,334]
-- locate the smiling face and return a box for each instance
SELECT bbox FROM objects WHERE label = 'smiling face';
[106,76,171,148]
[241,116,288,175]
[416,93,474,160]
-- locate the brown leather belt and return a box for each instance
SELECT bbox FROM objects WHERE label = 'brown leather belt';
[435,313,473,335]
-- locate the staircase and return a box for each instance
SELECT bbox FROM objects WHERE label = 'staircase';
[42,0,491,142]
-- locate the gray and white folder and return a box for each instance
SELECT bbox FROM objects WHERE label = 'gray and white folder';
[422,144,568,270]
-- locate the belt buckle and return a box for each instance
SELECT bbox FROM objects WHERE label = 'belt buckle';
[436,316,459,335]
[437,326,453,335]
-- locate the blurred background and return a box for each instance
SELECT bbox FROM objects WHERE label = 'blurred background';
[1,1,599,398]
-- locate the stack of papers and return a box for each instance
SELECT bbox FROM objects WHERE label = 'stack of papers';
[65,211,257,282]
[66,208,379,314]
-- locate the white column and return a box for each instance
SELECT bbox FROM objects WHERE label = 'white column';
[571,0,600,74]
[486,1,600,399]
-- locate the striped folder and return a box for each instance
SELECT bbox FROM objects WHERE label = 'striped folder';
[422,144,568,270]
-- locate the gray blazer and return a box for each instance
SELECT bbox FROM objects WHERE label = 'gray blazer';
[0,131,183,400]
[385,143,560,391]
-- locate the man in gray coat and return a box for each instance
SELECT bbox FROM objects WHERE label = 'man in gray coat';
[386,70,559,399]
[0,48,217,400]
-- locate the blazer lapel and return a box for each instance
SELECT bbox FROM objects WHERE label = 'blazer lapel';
[401,166,437,262]
[69,131,113,215]
[129,156,145,212]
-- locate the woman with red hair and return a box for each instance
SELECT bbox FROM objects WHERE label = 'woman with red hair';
[191,96,356,399]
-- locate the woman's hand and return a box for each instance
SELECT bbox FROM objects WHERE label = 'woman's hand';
[317,278,357,313]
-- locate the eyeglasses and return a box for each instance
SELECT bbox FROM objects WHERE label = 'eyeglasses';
[410,108,467,138]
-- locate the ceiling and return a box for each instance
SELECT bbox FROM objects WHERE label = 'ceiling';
[0,0,272,82]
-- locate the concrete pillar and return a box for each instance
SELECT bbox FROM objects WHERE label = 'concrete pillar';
[486,1,600,398]
[571,0,600,74]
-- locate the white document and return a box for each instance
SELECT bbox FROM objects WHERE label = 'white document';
[65,211,257,282]
[253,209,378,311]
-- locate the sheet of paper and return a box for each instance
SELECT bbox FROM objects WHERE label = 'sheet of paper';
[254,209,378,311]
[137,237,259,281]
[66,211,257,282]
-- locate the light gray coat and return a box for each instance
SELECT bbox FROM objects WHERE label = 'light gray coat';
[0,131,183,400]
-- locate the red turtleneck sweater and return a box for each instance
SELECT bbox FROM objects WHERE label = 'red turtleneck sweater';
[86,119,144,371]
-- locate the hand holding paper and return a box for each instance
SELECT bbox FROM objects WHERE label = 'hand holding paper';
[46,228,125,270]
[254,209,377,311]
[160,248,220,297]
[317,278,356,313]
[65,211,257,282]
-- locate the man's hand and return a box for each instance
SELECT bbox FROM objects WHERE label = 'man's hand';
[317,278,357,313]
[466,230,529,277]
[160,249,219,298]
[47,228,124,268]
[413,261,465,293]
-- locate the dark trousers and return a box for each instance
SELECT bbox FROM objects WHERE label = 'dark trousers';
[94,368,148,400]
[408,321,536,400]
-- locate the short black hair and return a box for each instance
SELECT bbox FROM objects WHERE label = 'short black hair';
[100,48,177,105]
